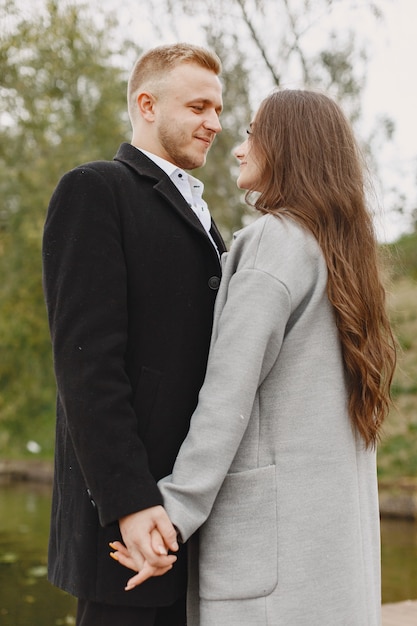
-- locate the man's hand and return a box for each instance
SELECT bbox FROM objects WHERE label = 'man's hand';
[117,506,179,588]
[110,528,171,589]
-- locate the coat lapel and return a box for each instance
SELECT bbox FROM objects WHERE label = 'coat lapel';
[210,221,227,255]
[114,143,226,257]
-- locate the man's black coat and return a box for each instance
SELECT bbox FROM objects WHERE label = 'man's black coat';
[42,143,226,606]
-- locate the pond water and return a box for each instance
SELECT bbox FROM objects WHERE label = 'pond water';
[0,483,416,625]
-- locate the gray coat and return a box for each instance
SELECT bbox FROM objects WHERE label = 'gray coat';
[159,214,381,625]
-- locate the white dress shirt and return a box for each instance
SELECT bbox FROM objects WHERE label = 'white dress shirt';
[137,147,219,254]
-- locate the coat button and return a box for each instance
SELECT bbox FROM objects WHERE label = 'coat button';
[86,488,97,509]
[208,276,220,290]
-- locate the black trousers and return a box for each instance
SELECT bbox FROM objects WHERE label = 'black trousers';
[76,595,186,626]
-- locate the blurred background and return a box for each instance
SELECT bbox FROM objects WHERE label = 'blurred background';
[0,1,416,623]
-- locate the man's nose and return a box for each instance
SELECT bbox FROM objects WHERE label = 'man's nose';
[204,110,222,134]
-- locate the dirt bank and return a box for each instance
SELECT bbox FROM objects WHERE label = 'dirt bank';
[0,459,54,485]
[378,478,417,521]
[1,459,416,520]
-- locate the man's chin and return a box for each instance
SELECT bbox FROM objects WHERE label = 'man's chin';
[185,157,207,171]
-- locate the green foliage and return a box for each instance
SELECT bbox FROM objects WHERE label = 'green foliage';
[0,0,252,457]
[385,230,417,280]
[377,274,417,478]
[378,426,417,479]
[0,0,133,457]
[0,0,415,486]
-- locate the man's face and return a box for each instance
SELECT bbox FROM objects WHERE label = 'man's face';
[151,63,223,170]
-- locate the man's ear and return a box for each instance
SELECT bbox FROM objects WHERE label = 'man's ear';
[137,91,157,121]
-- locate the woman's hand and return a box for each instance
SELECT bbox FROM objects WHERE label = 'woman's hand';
[110,526,176,590]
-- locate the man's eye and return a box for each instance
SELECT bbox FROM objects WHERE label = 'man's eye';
[192,105,204,111]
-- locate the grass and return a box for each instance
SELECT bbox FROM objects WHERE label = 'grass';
[378,276,417,479]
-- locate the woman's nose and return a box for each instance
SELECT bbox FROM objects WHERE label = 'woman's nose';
[233,140,246,160]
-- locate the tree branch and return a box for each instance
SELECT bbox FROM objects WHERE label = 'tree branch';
[234,0,281,86]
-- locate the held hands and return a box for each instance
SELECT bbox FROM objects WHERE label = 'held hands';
[112,506,179,590]
[110,530,169,590]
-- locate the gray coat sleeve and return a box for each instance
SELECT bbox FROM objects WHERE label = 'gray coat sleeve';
[158,266,291,542]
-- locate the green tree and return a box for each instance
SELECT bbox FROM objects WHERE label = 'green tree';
[0,0,254,458]
[0,0,134,456]
[155,0,383,115]
[0,0,403,460]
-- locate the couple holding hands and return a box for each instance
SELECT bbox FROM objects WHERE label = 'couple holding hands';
[43,43,395,625]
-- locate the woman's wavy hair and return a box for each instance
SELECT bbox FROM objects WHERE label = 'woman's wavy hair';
[248,89,396,448]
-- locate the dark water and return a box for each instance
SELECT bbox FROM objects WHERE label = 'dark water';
[380,515,417,603]
[0,484,76,625]
[0,484,416,625]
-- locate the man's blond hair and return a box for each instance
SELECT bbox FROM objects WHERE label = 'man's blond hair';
[127,43,222,122]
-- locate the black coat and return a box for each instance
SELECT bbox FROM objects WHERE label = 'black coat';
[42,143,226,606]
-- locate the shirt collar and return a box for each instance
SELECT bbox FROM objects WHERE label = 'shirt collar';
[137,148,179,178]
[135,147,204,195]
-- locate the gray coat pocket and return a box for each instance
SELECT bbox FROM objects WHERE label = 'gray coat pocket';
[198,464,278,600]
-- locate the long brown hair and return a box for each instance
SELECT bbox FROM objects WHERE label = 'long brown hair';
[249,89,396,447]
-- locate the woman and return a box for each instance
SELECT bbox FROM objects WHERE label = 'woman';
[112,90,396,625]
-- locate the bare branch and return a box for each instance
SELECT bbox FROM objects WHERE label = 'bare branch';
[234,0,281,86]
[282,0,310,85]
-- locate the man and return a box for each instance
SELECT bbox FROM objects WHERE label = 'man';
[42,43,225,626]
